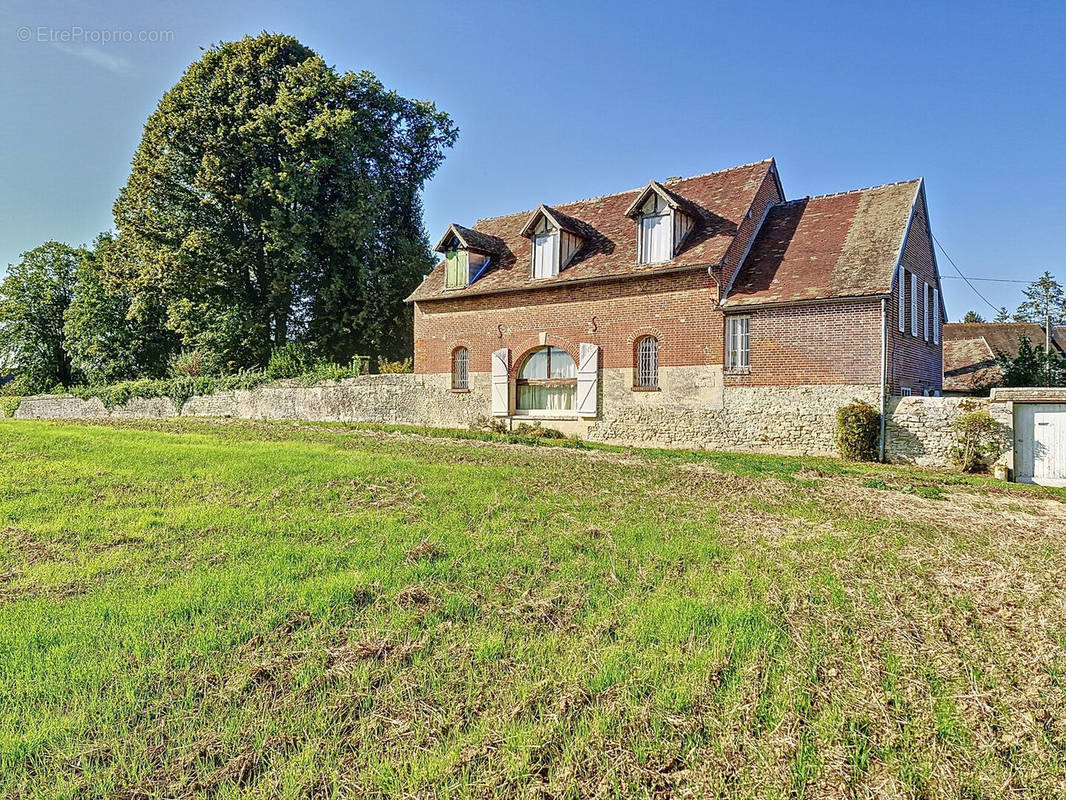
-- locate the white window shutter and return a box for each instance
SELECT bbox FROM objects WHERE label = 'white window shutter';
[910,273,919,337]
[491,348,509,417]
[897,270,906,333]
[923,282,930,341]
[577,343,599,417]
[933,287,940,344]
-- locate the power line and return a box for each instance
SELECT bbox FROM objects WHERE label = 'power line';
[931,233,1001,313]
[940,276,1032,284]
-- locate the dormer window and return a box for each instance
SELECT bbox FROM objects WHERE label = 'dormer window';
[638,194,671,264]
[520,205,587,280]
[531,218,558,279]
[434,224,498,290]
[625,181,696,265]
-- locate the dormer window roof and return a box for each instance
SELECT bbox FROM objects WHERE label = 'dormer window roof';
[433,223,501,289]
[519,205,586,280]
[624,181,697,265]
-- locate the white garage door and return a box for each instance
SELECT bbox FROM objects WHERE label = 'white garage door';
[1015,404,1066,486]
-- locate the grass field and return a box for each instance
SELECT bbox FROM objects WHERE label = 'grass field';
[1,419,1065,799]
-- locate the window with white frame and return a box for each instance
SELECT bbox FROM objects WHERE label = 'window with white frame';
[726,316,750,370]
[901,387,912,397]
[531,219,559,279]
[898,269,907,333]
[638,194,672,264]
[910,272,919,337]
[451,347,469,391]
[635,336,658,388]
[516,346,576,412]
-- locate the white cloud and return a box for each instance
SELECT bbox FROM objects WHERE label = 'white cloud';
[53,43,130,75]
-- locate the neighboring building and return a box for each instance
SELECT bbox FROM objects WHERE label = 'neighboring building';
[407,158,944,445]
[942,322,1066,394]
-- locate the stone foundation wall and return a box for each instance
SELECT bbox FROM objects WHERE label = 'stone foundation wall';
[10,374,999,468]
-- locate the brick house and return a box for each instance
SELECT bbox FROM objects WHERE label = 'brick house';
[407,159,944,452]
[942,322,1066,394]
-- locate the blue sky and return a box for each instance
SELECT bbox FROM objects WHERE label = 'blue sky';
[2,0,1064,320]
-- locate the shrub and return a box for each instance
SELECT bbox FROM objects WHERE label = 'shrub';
[514,422,566,440]
[0,396,21,418]
[951,407,1000,473]
[265,343,317,379]
[377,357,413,374]
[170,350,220,378]
[835,400,881,461]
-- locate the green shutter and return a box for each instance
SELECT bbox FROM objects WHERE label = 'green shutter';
[445,250,468,288]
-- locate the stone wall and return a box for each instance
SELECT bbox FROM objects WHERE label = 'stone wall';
[10,374,999,468]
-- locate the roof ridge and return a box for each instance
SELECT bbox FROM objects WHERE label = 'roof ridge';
[801,178,922,202]
[473,158,774,226]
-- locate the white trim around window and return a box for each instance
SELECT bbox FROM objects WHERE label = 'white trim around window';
[726,316,750,371]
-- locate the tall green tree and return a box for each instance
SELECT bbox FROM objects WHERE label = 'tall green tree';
[961,310,985,323]
[109,33,458,370]
[0,242,83,392]
[993,306,1011,323]
[996,336,1066,387]
[1013,271,1066,327]
[64,234,175,385]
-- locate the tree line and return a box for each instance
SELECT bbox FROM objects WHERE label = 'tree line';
[0,34,457,395]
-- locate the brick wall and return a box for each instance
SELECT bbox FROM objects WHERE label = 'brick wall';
[414,269,725,377]
[724,300,883,387]
[886,191,943,395]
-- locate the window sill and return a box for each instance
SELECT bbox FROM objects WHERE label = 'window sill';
[725,368,751,376]
[632,386,660,392]
[450,388,470,394]
[512,411,577,420]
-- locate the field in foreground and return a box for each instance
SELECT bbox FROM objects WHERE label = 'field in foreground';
[1,420,1065,799]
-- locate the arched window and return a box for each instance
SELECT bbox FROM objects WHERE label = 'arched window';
[451,347,469,390]
[516,346,576,412]
[635,336,658,388]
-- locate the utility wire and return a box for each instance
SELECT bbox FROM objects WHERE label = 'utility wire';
[931,233,1000,313]
[940,276,1032,284]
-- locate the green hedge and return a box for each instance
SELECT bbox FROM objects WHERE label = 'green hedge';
[67,361,369,410]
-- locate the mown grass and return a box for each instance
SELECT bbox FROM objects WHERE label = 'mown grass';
[1,418,1064,799]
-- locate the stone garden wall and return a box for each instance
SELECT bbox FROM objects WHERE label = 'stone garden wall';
[12,375,987,468]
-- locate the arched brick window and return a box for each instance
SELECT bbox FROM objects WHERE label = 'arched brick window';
[451,347,469,390]
[635,336,658,388]
[516,346,576,411]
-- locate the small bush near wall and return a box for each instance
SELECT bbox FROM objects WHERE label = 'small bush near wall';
[0,396,20,418]
[376,357,413,374]
[951,406,1000,473]
[836,400,881,461]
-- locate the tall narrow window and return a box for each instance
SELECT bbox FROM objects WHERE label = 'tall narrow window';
[910,272,919,337]
[638,194,671,264]
[635,336,659,388]
[532,230,558,278]
[451,347,469,391]
[726,316,750,370]
[898,269,907,333]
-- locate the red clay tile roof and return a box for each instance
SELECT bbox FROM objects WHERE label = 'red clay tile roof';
[724,180,921,308]
[943,322,1064,357]
[941,323,1066,394]
[408,159,776,302]
[942,336,999,394]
